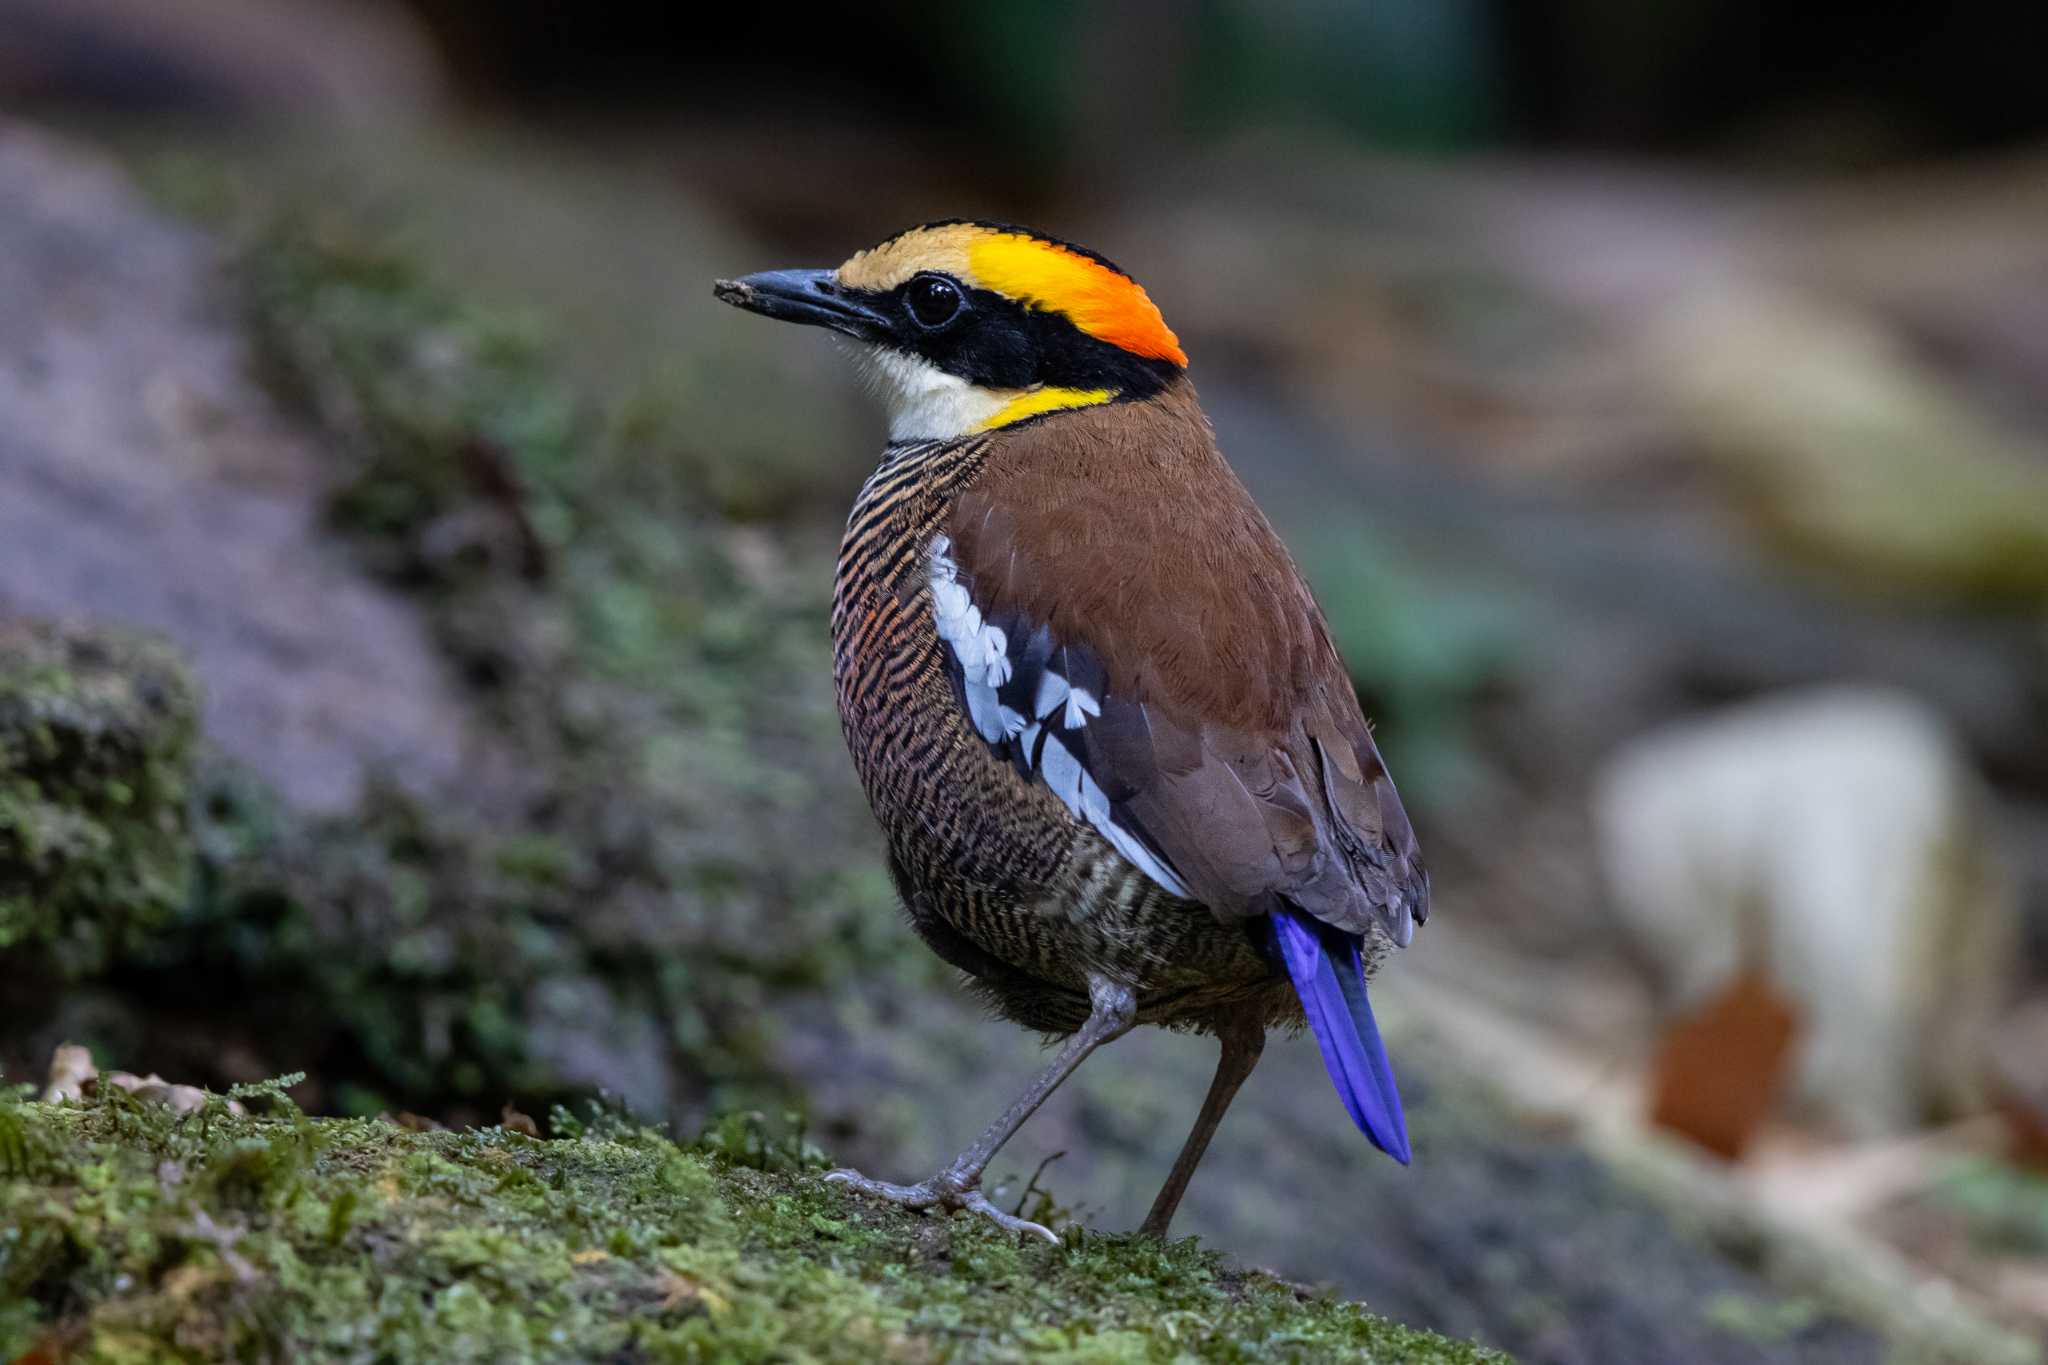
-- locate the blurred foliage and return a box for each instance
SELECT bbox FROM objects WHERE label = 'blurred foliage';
[0,1080,1500,1363]
[0,622,198,975]
[1183,0,1498,149]
[1700,1294,1827,1348]
[1931,1157,2048,1257]
[913,0,1497,166]
[1301,534,1521,806]
[1667,293,2048,608]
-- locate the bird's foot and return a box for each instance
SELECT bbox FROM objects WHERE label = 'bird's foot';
[822,1166,1058,1244]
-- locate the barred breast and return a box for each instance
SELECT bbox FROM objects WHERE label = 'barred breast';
[830,438,1285,1034]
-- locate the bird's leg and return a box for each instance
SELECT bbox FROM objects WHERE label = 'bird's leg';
[825,975,1137,1243]
[1138,1014,1265,1239]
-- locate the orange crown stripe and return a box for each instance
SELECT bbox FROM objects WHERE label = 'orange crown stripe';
[965,233,1188,367]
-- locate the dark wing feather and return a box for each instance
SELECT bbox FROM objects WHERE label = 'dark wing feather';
[939,385,1427,947]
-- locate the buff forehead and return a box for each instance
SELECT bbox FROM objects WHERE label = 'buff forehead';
[836,224,981,291]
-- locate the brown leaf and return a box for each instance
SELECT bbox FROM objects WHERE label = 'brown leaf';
[1649,969,1801,1160]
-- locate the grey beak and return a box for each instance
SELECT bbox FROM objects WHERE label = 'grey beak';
[713,268,890,342]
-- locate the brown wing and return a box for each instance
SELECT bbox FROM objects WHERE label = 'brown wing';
[941,383,1426,945]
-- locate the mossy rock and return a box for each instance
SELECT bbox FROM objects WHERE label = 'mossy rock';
[4,176,900,1127]
[0,621,198,974]
[0,1085,1501,1363]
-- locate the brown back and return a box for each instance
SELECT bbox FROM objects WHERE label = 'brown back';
[946,382,1427,939]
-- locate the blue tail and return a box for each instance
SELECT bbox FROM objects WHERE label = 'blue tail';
[1271,908,1410,1164]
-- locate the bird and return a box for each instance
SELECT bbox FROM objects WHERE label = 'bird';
[714,220,1426,1242]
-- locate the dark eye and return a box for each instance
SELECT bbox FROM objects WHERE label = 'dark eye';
[905,273,964,329]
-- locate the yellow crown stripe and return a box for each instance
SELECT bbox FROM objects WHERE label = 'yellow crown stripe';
[974,386,1115,432]
[965,235,1185,365]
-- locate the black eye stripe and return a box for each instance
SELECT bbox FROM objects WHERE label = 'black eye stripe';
[844,276,1180,396]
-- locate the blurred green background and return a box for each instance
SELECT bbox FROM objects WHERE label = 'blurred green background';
[3,2,2047,1361]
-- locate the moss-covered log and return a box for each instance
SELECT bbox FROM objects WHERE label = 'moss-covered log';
[0,1083,1499,1363]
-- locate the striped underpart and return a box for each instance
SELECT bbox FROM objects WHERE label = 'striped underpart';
[831,432,1085,974]
[830,434,1270,1031]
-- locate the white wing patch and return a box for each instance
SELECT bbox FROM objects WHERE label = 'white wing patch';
[1063,686,1101,730]
[928,535,1012,744]
[928,535,1191,899]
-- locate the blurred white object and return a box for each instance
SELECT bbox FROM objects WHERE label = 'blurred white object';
[1593,687,2017,1137]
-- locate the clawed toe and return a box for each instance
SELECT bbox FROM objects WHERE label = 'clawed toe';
[954,1188,1058,1243]
[821,1167,1058,1244]
[821,1167,941,1209]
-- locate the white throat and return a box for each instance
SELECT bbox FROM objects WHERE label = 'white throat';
[861,348,1010,442]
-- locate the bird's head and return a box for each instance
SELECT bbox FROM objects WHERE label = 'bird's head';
[715,220,1187,441]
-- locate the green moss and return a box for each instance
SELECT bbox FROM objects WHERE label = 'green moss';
[0,1085,1499,1364]
[0,622,198,975]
